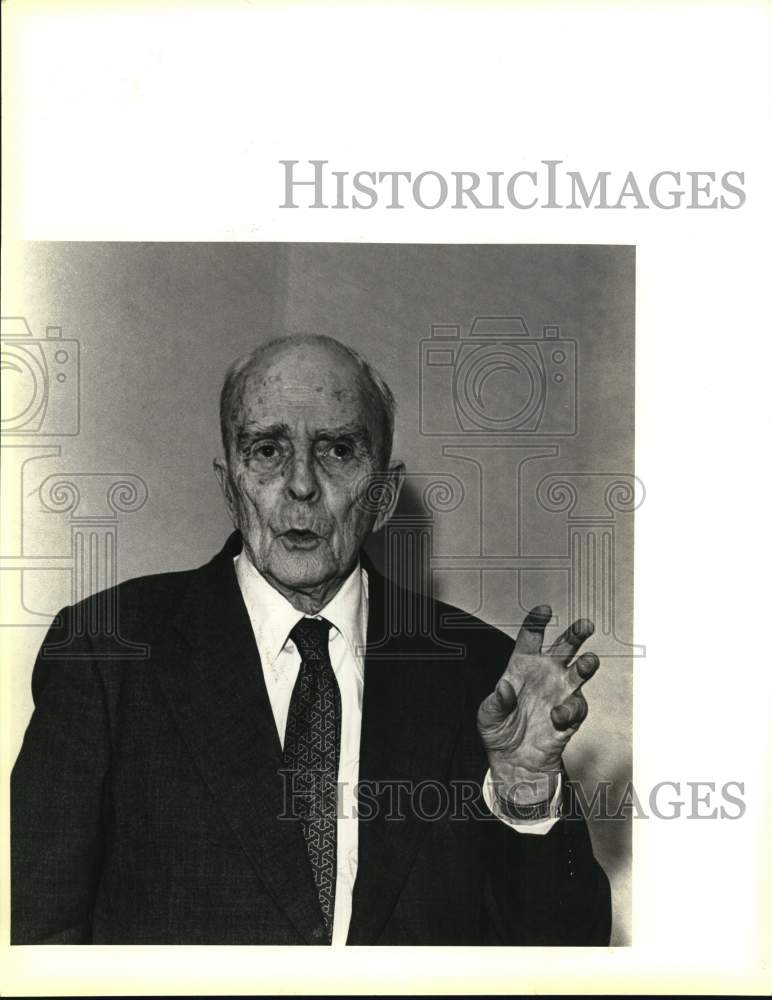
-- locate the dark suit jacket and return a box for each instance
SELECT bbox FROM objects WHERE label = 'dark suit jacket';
[12,532,611,945]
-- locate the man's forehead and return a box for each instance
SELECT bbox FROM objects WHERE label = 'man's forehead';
[237,345,370,423]
[240,372,364,413]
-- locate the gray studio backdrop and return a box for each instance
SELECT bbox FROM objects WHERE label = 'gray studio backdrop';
[5,242,635,944]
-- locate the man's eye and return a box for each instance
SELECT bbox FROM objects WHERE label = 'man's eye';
[251,442,282,461]
[328,441,353,461]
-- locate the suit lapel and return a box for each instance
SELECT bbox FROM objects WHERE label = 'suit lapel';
[154,533,327,944]
[347,567,466,945]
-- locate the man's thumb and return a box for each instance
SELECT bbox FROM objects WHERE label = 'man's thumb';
[478,676,517,724]
[495,676,517,713]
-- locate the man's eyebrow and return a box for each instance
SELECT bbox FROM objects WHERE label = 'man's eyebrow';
[236,423,290,448]
[314,424,373,447]
[234,422,375,453]
[314,423,369,438]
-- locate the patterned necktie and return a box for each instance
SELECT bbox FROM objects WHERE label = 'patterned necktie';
[283,617,341,941]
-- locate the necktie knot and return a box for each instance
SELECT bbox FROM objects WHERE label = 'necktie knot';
[289,616,332,662]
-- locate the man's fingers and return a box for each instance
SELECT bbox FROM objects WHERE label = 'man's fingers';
[514,604,552,655]
[566,651,600,691]
[547,617,595,663]
[477,676,517,726]
[551,692,588,731]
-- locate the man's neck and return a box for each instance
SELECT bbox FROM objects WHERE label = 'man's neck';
[242,549,357,615]
[263,577,342,615]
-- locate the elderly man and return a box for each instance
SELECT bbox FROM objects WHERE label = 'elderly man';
[12,335,611,945]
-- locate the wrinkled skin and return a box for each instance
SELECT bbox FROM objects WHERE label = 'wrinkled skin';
[214,339,404,614]
[477,605,600,804]
[215,337,599,799]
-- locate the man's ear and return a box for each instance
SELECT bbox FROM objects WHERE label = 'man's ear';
[213,457,237,523]
[372,461,405,534]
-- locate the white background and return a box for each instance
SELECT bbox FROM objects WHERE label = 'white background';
[2,1,771,995]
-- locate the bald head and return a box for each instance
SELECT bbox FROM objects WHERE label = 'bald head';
[214,334,404,610]
[219,334,395,466]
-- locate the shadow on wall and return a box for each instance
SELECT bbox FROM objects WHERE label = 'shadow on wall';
[365,480,632,945]
[577,747,633,946]
[364,478,432,594]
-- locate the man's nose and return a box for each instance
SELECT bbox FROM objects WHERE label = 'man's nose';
[285,451,320,503]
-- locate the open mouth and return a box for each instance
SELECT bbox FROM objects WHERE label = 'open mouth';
[280,529,323,550]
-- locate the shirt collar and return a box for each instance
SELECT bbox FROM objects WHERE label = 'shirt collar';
[234,551,367,667]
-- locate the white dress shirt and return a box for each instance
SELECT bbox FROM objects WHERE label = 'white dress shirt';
[234,552,560,946]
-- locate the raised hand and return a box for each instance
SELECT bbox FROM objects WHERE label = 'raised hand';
[477,605,600,804]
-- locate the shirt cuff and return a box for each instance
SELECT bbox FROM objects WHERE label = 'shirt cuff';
[483,768,562,835]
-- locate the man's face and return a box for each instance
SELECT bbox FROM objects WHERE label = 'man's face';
[215,341,401,604]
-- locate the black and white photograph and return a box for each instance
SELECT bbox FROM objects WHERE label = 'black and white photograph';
[1,1,770,997]
[6,242,634,948]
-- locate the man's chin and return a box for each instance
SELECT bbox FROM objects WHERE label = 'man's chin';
[264,547,336,593]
